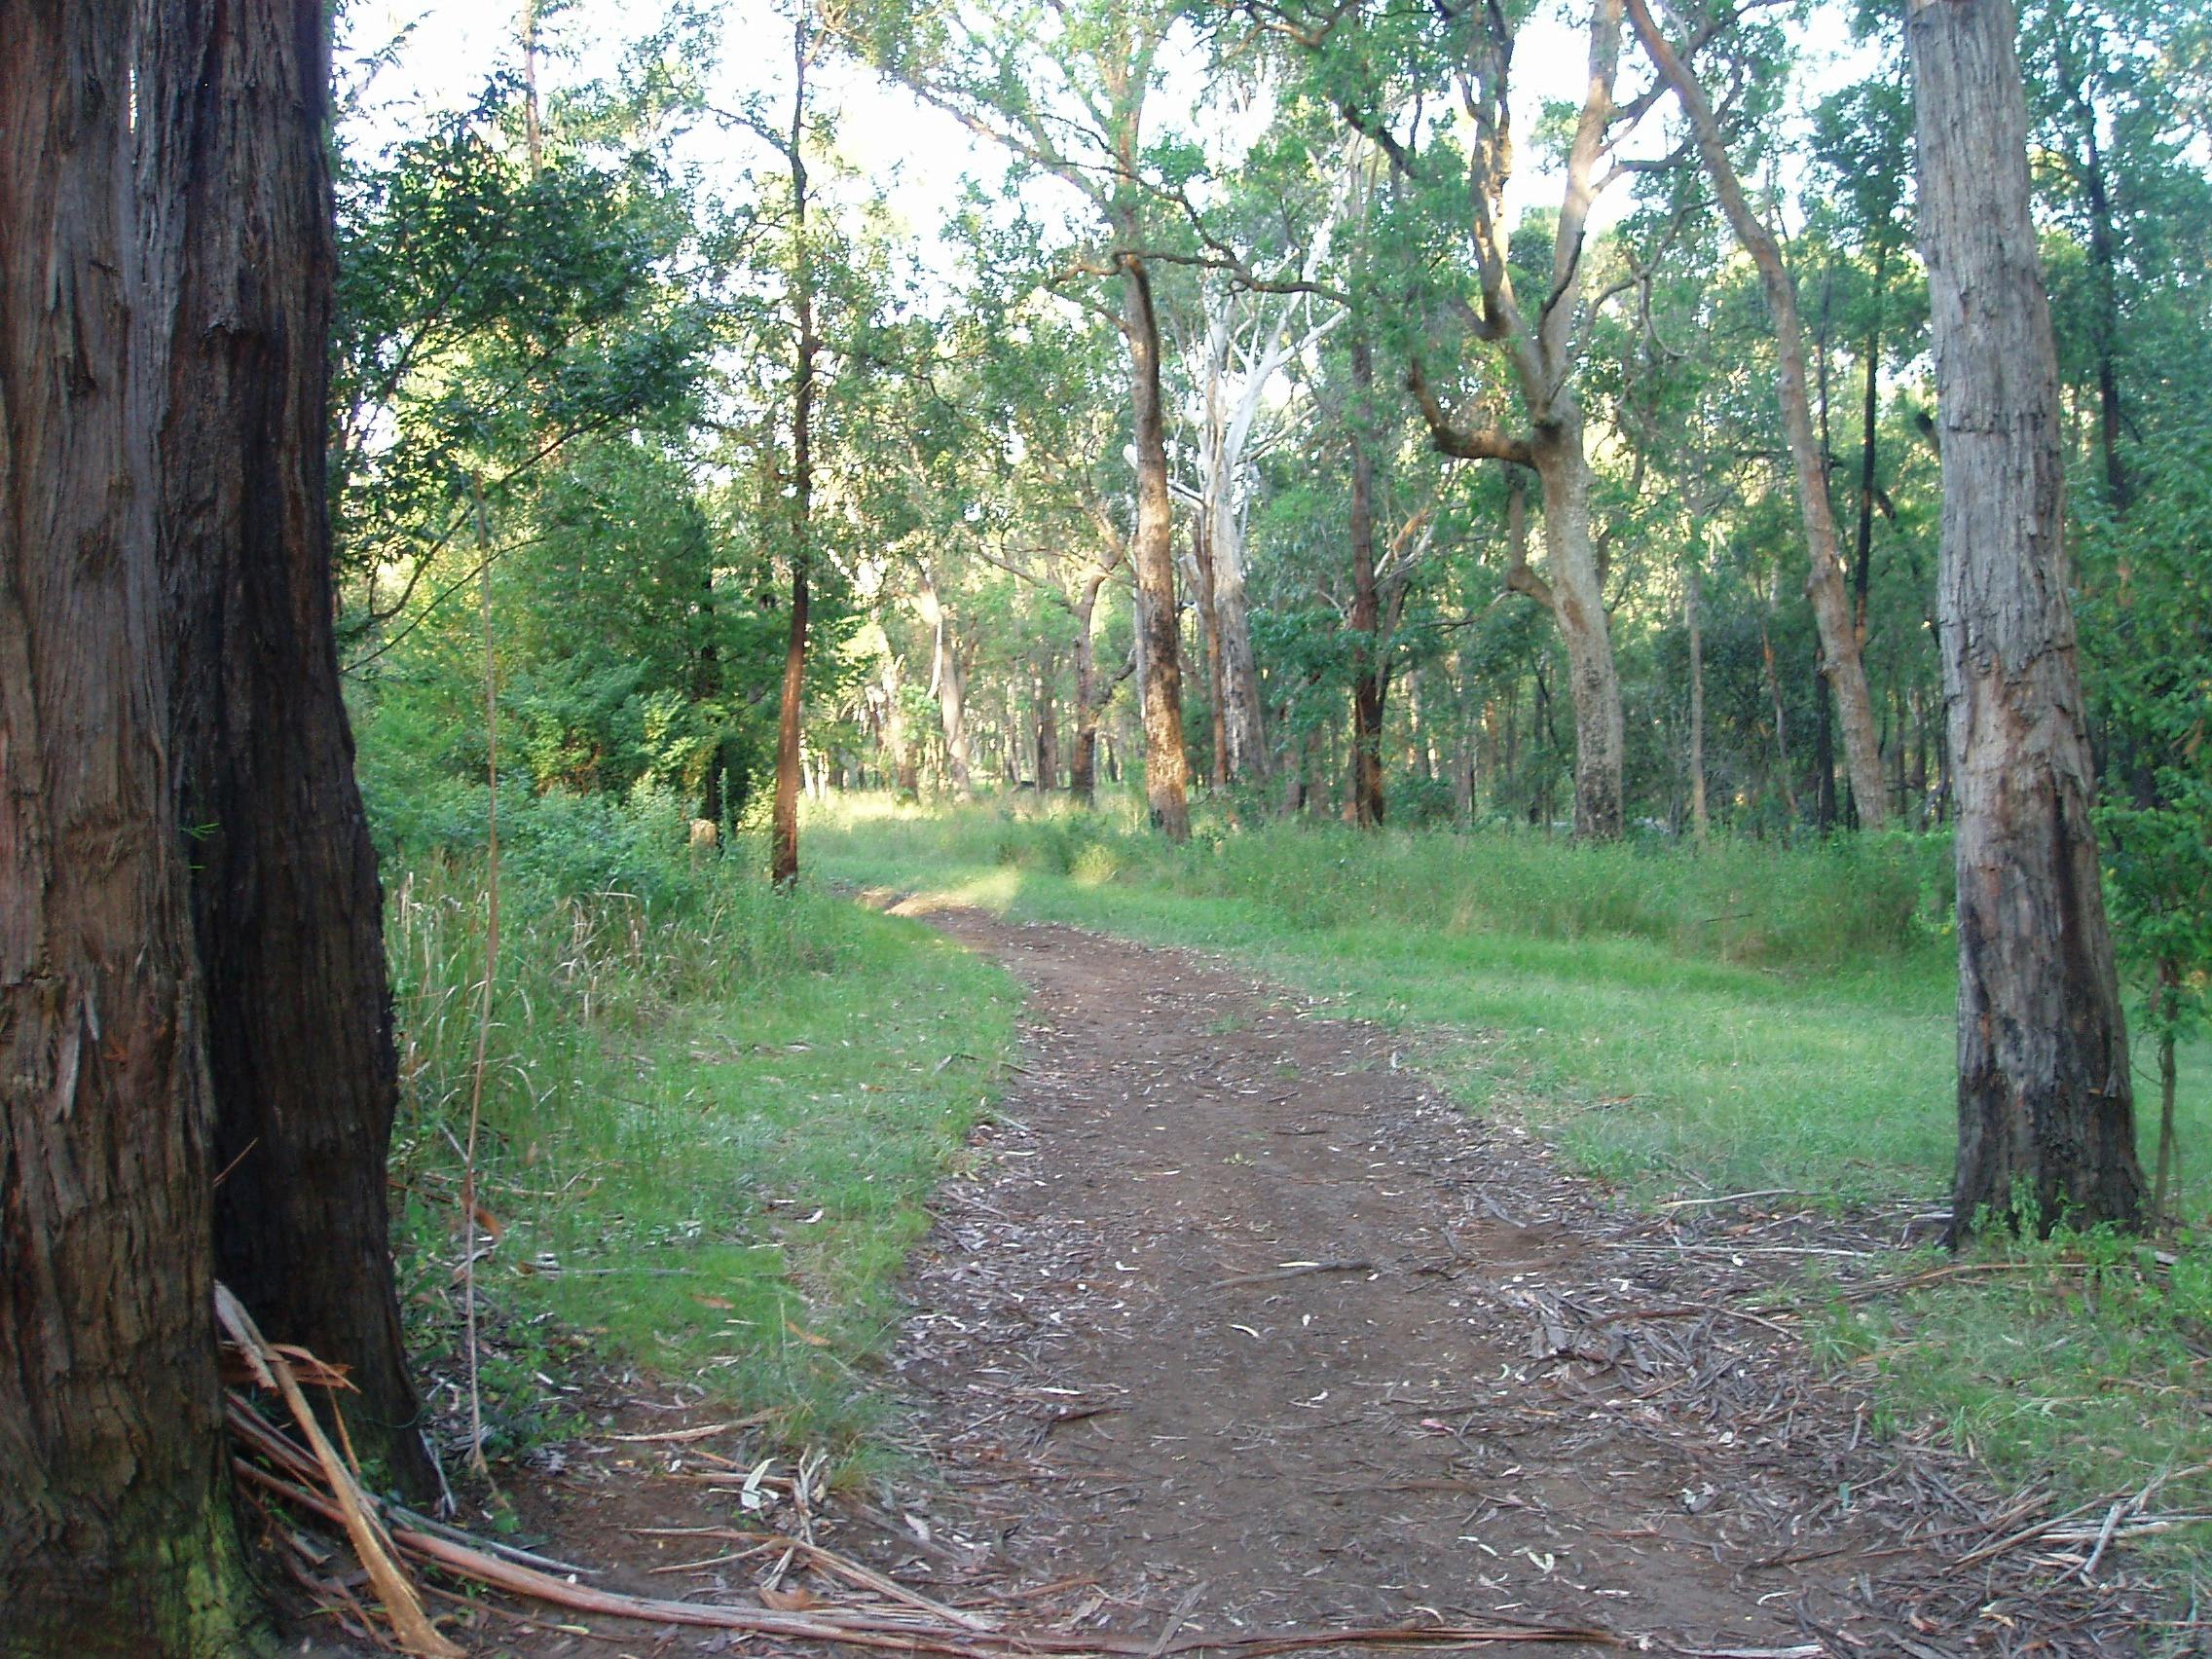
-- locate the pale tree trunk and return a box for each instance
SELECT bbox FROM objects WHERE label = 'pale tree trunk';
[1036,659,1059,789]
[1626,0,1890,827]
[880,653,918,798]
[769,19,816,887]
[0,7,254,1644]
[139,0,429,1493]
[1118,233,1193,840]
[1187,516,1231,787]
[1907,0,2143,1235]
[1407,0,1628,837]
[919,564,975,799]
[1526,436,1627,838]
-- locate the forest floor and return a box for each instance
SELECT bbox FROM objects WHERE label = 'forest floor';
[453,905,2174,1658]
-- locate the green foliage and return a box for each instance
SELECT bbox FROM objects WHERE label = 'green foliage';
[382,795,1015,1462]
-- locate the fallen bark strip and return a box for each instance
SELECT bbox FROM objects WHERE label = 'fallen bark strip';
[1216,1259,1373,1288]
[217,1284,462,1658]
[240,1458,1618,1654]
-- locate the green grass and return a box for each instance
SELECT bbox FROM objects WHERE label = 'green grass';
[384,830,1015,1468]
[810,791,2212,1580]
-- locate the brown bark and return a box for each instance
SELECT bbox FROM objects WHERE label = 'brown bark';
[1348,338,1386,830]
[1907,0,2144,1235]
[0,6,254,1645]
[1626,0,1890,828]
[139,0,429,1494]
[1118,236,1193,840]
[770,19,816,888]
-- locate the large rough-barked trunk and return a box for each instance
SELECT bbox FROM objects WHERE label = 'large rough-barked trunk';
[1624,0,1889,830]
[138,0,429,1493]
[1529,423,1626,840]
[1118,242,1192,841]
[1907,0,2143,1235]
[0,8,253,1647]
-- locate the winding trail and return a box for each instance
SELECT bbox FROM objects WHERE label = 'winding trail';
[881,904,2134,1656]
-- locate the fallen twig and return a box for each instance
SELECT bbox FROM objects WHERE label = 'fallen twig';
[1216,1259,1373,1288]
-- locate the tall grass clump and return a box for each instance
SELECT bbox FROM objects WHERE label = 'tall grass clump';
[378,786,1014,1462]
[836,794,1951,976]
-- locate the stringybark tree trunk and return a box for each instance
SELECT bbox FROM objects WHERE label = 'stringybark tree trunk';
[1907,0,2144,1235]
[139,0,430,1493]
[0,7,256,1644]
[1626,0,1890,828]
[1117,235,1193,841]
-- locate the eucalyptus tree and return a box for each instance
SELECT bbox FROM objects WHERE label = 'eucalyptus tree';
[1256,0,1689,837]
[1623,0,1890,827]
[1908,0,2144,1234]
[846,0,1209,837]
[1,12,261,1645]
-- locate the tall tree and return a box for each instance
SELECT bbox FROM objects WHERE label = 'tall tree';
[852,0,1196,837]
[768,14,822,886]
[1907,0,2144,1234]
[139,0,430,1490]
[0,4,255,1645]
[1624,0,1891,828]
[1309,0,1637,837]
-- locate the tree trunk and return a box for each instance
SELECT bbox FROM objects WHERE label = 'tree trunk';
[1528,432,1627,839]
[921,568,975,799]
[1191,516,1230,789]
[139,0,429,1494]
[1117,239,1192,841]
[769,20,815,888]
[1036,659,1059,790]
[1068,573,1104,805]
[1348,339,1386,830]
[1,7,255,1643]
[1853,241,1887,643]
[1627,0,1890,828]
[1908,0,2144,1235]
[1685,541,1710,842]
[1211,503,1267,781]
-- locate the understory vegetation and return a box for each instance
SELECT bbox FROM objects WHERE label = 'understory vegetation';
[813,794,2212,1573]
[372,789,1014,1467]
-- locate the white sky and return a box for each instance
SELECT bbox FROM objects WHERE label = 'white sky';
[343,0,1875,289]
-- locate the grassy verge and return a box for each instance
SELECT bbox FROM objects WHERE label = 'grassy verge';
[383,800,1015,1471]
[810,792,2212,1578]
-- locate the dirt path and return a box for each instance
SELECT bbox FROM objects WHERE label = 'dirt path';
[878,906,2143,1656]
[477,906,2152,1658]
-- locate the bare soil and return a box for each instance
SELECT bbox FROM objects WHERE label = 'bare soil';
[434,907,2158,1658]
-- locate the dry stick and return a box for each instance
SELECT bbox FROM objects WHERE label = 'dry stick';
[462,477,502,1481]
[236,1462,1617,1654]
[1216,1259,1373,1288]
[216,1288,463,1658]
